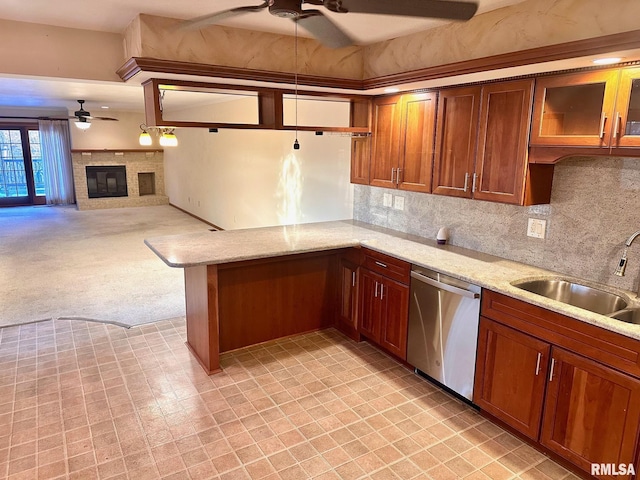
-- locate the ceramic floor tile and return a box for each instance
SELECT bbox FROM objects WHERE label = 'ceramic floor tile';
[0,319,579,479]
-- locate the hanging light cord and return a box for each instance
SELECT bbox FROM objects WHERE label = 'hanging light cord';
[294,22,300,150]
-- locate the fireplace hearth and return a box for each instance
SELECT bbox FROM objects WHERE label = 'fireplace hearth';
[86,166,128,198]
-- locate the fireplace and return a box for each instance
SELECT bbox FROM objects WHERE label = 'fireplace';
[86,166,128,198]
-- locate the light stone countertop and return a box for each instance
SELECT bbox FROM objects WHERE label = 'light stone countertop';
[145,220,640,341]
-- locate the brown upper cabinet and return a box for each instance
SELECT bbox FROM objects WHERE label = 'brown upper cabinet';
[432,86,480,199]
[370,92,437,193]
[433,79,546,205]
[531,67,640,148]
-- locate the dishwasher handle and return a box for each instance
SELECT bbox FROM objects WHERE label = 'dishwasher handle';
[410,271,480,299]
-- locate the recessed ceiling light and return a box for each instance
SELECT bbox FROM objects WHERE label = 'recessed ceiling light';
[384,87,400,93]
[101,105,110,109]
[593,57,622,65]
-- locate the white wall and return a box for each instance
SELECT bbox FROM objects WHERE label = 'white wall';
[69,110,146,150]
[163,97,353,230]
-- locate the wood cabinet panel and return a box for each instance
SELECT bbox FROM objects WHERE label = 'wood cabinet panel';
[481,290,640,377]
[614,67,640,147]
[433,86,481,198]
[336,256,360,341]
[530,70,620,147]
[350,137,370,184]
[474,317,549,440]
[474,80,534,204]
[359,269,381,342]
[541,347,640,478]
[217,252,337,352]
[362,248,411,284]
[379,278,409,360]
[398,92,437,193]
[370,96,401,188]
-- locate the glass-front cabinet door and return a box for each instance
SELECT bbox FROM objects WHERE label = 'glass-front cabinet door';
[530,70,619,147]
[613,67,640,147]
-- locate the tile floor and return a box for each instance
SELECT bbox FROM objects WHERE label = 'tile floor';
[0,319,580,480]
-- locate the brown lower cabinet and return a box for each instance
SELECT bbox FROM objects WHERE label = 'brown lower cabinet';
[357,249,410,360]
[476,291,640,479]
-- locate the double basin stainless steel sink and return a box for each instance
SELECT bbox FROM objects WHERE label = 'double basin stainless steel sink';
[511,278,640,325]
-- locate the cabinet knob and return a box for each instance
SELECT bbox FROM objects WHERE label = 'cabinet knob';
[549,358,556,382]
[535,352,542,376]
[463,173,470,192]
[391,168,396,183]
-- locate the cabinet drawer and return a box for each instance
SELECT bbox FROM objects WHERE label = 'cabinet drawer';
[482,290,640,378]
[362,248,410,284]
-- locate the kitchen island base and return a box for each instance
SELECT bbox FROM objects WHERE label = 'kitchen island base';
[184,251,339,374]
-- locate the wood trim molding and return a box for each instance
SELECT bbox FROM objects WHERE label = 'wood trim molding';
[117,57,365,90]
[117,29,640,91]
[529,146,640,164]
[71,149,163,153]
[362,29,640,89]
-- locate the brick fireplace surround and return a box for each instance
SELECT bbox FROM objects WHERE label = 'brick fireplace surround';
[71,150,169,210]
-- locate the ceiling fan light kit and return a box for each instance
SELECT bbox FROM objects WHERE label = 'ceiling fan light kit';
[75,117,91,130]
[181,0,478,49]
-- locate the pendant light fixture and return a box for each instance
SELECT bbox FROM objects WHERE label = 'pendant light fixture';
[138,125,152,146]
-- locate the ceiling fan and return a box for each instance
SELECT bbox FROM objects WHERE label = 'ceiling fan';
[181,0,479,48]
[71,100,118,124]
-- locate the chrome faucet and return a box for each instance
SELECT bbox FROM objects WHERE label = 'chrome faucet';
[614,230,640,277]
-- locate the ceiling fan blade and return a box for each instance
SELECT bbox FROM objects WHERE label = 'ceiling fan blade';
[94,117,119,121]
[296,11,354,49]
[333,0,478,21]
[180,1,269,30]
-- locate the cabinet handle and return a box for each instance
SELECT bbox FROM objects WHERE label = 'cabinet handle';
[352,271,356,287]
[549,358,556,382]
[375,261,388,268]
[535,352,542,376]
[599,112,607,139]
[472,173,477,193]
[396,168,402,185]
[613,112,621,139]
[391,168,396,183]
[380,284,384,300]
[374,281,379,298]
[463,173,470,192]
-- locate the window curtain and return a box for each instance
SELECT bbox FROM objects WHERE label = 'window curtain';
[38,119,75,205]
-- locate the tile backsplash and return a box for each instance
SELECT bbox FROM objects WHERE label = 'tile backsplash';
[354,156,640,293]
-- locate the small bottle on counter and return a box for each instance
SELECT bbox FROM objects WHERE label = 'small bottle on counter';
[437,227,449,245]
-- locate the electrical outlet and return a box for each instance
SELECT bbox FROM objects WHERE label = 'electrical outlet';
[527,218,546,239]
[393,196,405,211]
[383,193,393,207]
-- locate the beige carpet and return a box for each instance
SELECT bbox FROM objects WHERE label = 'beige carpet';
[0,204,211,328]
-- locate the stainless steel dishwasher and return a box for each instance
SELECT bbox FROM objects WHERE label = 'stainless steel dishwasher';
[407,266,481,402]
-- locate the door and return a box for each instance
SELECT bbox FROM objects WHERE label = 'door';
[540,347,640,478]
[370,95,401,189]
[432,86,481,198]
[378,278,409,360]
[474,318,550,440]
[0,126,44,206]
[397,92,437,193]
[358,269,380,342]
[474,80,534,204]
[613,67,640,147]
[337,257,359,339]
[530,70,619,147]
